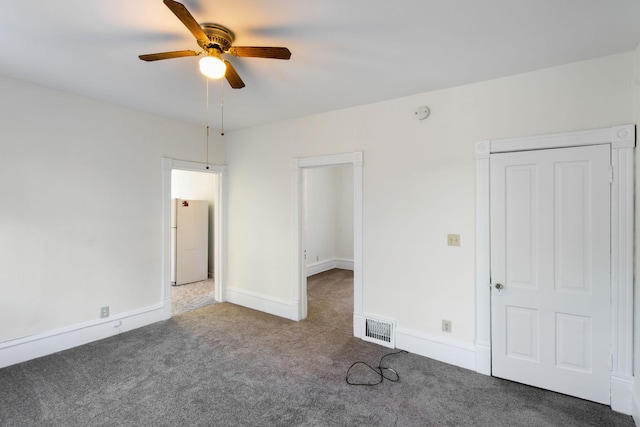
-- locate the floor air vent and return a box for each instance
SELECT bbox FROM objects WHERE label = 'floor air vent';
[363,317,396,348]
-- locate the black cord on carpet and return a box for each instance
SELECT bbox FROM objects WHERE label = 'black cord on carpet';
[345,350,408,386]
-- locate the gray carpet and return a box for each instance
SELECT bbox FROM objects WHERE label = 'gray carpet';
[0,269,633,426]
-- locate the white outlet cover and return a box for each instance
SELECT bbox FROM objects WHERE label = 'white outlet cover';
[447,234,461,246]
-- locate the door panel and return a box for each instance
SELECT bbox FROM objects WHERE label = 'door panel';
[490,144,610,404]
[505,165,537,289]
[505,306,539,362]
[555,313,591,372]
[555,161,591,293]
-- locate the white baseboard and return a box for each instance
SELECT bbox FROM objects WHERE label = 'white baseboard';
[306,259,336,276]
[353,313,364,338]
[395,327,477,371]
[475,341,491,375]
[335,259,354,270]
[354,316,476,371]
[306,258,354,277]
[611,373,634,415]
[163,297,173,320]
[0,303,166,369]
[632,381,640,424]
[226,286,297,321]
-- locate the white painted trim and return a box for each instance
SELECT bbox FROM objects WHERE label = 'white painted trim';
[488,125,634,153]
[354,313,365,341]
[353,152,364,338]
[610,143,635,378]
[396,327,477,371]
[162,297,172,319]
[611,374,635,414]
[297,152,359,168]
[474,140,491,376]
[306,259,336,276]
[216,167,229,303]
[225,287,297,321]
[161,158,228,311]
[161,158,172,314]
[475,343,491,375]
[306,258,355,276]
[292,159,304,321]
[474,125,636,412]
[292,152,364,337]
[335,258,355,271]
[0,304,166,369]
[632,385,640,425]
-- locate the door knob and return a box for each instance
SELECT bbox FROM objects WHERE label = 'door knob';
[495,283,504,290]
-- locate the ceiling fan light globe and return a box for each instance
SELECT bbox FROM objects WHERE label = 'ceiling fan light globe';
[199,56,226,79]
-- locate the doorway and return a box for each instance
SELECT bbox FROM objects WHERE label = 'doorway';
[292,152,364,338]
[170,169,217,315]
[303,165,354,276]
[474,125,635,412]
[303,165,354,325]
[161,158,227,319]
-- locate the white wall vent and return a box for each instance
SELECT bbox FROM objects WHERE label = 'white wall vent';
[363,316,396,348]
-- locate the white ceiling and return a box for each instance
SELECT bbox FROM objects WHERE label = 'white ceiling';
[1,1,639,131]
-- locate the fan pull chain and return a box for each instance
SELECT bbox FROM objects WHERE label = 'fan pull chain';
[220,78,225,136]
[205,78,210,169]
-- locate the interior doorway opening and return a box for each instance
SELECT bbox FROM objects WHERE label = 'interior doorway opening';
[292,152,364,338]
[303,165,354,275]
[170,169,218,315]
[161,158,227,319]
[303,165,354,326]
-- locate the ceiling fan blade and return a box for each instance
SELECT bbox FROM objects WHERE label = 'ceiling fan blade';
[224,61,245,89]
[228,47,291,60]
[139,50,199,61]
[163,0,208,43]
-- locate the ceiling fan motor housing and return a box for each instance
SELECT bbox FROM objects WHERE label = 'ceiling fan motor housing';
[198,23,235,53]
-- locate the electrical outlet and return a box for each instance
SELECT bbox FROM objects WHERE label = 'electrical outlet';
[447,234,460,246]
[100,306,109,318]
[442,320,452,333]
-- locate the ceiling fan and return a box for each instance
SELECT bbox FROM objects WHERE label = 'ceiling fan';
[139,0,292,89]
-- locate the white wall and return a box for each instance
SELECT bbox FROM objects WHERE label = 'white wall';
[303,165,353,271]
[334,166,354,261]
[0,75,225,343]
[304,167,336,266]
[171,170,218,277]
[226,53,635,344]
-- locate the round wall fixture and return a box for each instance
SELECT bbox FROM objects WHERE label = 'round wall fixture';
[415,106,430,120]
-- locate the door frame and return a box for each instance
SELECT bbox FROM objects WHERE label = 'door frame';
[161,158,228,318]
[292,152,363,337]
[474,125,635,412]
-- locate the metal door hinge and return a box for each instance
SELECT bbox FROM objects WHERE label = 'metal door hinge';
[609,165,614,184]
[610,353,613,371]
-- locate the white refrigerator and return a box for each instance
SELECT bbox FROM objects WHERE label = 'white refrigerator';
[171,198,209,285]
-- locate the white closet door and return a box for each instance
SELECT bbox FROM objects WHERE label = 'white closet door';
[490,144,611,404]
